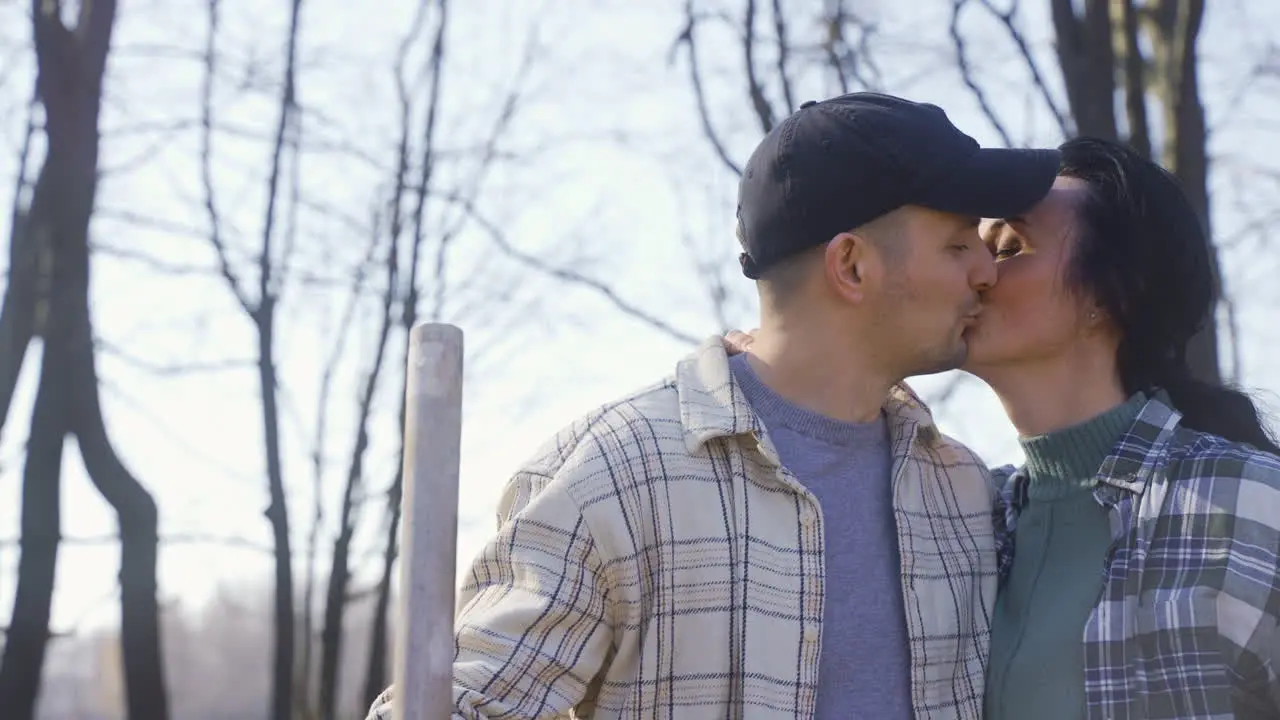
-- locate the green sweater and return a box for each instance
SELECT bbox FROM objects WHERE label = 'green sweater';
[984,393,1146,720]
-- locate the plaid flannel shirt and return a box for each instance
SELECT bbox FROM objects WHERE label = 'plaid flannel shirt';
[993,392,1280,720]
[367,338,998,719]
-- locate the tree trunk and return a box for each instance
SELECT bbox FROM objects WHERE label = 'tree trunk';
[0,161,47,719]
[259,3,304,717]
[1051,0,1116,139]
[1116,0,1151,158]
[0,322,69,718]
[1050,0,1220,383]
[0,227,37,430]
[319,211,398,720]
[0,163,40,434]
[1,2,169,717]
[363,346,413,708]
[1147,0,1218,382]
[195,0,299,714]
[258,304,296,720]
[317,527,352,720]
[362,463,404,710]
[72,318,168,720]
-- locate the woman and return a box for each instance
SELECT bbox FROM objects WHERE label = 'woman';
[966,136,1280,720]
[727,136,1280,719]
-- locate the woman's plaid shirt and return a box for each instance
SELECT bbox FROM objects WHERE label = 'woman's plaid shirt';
[367,339,998,719]
[993,392,1280,720]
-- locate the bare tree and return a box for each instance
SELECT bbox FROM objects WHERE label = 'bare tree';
[197,0,304,717]
[315,159,401,720]
[312,0,446,713]
[668,0,892,335]
[316,1,559,715]
[296,211,383,720]
[0,1,168,719]
[358,2,452,704]
[951,0,1220,380]
[673,0,885,177]
[354,0,719,707]
[181,2,712,717]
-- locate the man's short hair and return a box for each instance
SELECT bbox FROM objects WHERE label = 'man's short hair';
[755,243,825,301]
[859,211,910,266]
[742,211,909,304]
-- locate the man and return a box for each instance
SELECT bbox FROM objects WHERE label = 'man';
[366,93,1060,719]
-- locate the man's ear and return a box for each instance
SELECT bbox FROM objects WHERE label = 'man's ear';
[823,231,874,304]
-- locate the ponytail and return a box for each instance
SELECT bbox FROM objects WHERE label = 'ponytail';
[1157,370,1280,455]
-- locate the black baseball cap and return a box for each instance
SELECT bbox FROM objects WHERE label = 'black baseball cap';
[736,92,1061,278]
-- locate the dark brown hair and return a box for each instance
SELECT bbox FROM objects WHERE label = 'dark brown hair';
[1060,136,1279,453]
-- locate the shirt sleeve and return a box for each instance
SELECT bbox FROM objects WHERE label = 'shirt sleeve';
[364,468,614,720]
[1226,452,1280,712]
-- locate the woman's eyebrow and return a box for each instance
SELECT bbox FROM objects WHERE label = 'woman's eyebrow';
[982,217,1011,241]
[981,215,1031,246]
[995,215,1031,235]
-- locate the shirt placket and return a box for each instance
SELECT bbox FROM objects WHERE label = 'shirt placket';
[1084,487,1137,720]
[796,487,824,717]
[891,429,924,717]
[752,431,825,718]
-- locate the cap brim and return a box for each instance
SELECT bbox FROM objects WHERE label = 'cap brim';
[914,147,1061,219]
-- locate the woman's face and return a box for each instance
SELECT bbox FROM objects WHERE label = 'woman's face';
[961,176,1099,374]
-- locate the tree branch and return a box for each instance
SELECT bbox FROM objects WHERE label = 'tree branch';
[675,0,744,176]
[950,0,1014,147]
[317,187,399,720]
[412,0,452,323]
[259,0,302,306]
[90,242,221,277]
[923,373,968,408]
[444,192,699,344]
[200,0,252,314]
[298,202,381,719]
[769,0,795,113]
[977,0,1072,138]
[95,207,211,240]
[96,338,255,376]
[742,0,776,133]
[0,533,274,555]
[1115,0,1151,156]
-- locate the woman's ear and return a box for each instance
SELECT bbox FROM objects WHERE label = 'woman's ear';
[1082,302,1120,338]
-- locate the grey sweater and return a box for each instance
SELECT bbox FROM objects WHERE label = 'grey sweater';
[729,354,912,720]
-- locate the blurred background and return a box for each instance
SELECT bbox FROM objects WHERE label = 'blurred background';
[0,0,1277,718]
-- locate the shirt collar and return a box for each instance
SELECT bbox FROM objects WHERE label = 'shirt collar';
[1006,390,1185,505]
[675,336,939,453]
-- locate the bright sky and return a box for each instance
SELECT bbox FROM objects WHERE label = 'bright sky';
[1,0,1278,642]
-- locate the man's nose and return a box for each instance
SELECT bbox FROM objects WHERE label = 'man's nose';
[971,247,997,291]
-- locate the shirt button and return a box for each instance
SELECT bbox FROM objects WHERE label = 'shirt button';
[804,627,819,644]
[801,511,817,528]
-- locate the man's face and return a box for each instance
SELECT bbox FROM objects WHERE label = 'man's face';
[864,206,996,378]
